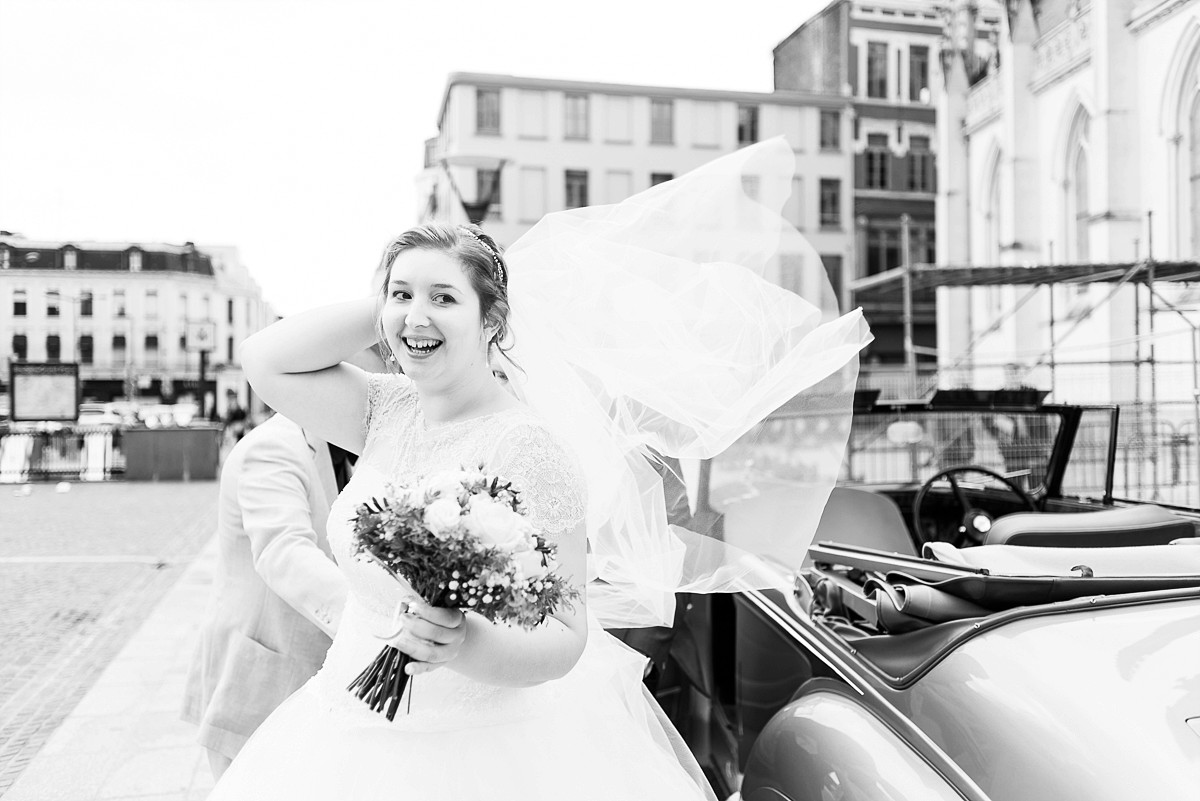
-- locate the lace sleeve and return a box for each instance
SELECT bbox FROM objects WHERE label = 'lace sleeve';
[491,422,587,540]
[362,372,414,440]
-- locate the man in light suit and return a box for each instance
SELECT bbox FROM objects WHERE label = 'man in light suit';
[182,409,354,779]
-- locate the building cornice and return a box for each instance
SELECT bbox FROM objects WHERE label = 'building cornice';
[1127,0,1194,33]
[437,72,850,129]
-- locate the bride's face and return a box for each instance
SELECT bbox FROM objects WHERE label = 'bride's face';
[380,248,490,386]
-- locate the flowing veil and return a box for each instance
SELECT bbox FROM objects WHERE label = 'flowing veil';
[502,137,872,629]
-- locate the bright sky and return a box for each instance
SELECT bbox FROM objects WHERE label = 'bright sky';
[0,0,826,315]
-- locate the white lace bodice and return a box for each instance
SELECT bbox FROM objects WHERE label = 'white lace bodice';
[311,372,587,730]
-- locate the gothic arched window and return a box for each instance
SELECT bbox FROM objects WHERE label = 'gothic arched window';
[1065,110,1091,263]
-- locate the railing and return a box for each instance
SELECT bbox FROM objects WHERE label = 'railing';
[0,426,124,483]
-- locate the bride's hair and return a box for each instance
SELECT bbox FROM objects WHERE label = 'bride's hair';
[373,222,512,367]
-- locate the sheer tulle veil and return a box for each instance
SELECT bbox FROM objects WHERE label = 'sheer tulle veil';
[501,137,872,629]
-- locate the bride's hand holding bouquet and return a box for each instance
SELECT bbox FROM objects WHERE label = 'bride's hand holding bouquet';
[346,466,579,720]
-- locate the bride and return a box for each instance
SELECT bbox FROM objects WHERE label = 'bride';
[209,139,869,799]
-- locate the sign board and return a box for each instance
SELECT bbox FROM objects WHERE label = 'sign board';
[10,362,80,422]
[186,320,217,353]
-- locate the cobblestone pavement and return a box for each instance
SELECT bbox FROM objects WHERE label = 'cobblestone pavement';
[0,482,218,797]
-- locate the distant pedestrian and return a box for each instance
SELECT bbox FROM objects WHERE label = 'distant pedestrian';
[182,349,384,780]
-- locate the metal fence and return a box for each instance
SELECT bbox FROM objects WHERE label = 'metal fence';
[0,427,124,483]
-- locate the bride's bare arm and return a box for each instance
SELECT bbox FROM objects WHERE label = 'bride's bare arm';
[388,520,589,687]
[240,297,379,453]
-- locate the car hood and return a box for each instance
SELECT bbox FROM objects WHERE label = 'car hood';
[897,597,1200,800]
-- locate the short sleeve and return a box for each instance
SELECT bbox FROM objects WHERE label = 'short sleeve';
[362,372,414,440]
[490,422,587,540]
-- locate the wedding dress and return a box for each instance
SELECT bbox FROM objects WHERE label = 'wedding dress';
[212,137,871,799]
[208,373,715,800]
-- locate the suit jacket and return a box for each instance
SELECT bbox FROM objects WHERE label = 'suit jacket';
[182,414,350,758]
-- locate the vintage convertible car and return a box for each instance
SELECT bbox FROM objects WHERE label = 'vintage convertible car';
[661,390,1200,801]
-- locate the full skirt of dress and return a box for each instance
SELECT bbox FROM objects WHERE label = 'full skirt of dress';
[208,595,714,800]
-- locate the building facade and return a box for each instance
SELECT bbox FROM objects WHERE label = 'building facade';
[417,72,855,300]
[937,0,1200,406]
[774,0,1002,361]
[0,235,274,416]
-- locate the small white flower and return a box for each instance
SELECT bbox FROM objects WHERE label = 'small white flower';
[422,473,467,504]
[423,497,463,538]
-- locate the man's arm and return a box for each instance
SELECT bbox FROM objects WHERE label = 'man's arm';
[238,430,349,638]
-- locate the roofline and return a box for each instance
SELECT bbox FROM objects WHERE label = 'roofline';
[0,236,207,255]
[435,71,851,129]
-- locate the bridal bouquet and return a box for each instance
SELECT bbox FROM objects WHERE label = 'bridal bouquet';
[346,467,578,721]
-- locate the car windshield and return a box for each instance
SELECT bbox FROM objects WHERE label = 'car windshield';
[844,409,1062,492]
[703,408,1063,512]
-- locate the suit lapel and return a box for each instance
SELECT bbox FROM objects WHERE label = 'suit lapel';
[302,428,339,513]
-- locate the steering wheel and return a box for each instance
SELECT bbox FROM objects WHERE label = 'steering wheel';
[911,465,1038,547]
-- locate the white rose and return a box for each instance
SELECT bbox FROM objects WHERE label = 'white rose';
[423,497,463,538]
[464,498,533,551]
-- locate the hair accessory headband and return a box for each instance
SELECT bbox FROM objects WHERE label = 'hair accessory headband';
[460,227,506,287]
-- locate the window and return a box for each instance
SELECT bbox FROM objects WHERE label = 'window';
[604,95,633,143]
[517,90,546,138]
[778,253,805,295]
[112,335,127,365]
[822,254,844,304]
[12,334,27,361]
[1,248,9,270]
[565,170,589,209]
[741,175,760,201]
[228,336,235,362]
[564,94,589,140]
[650,172,674,187]
[819,179,842,228]
[692,101,720,147]
[866,225,903,275]
[909,135,934,192]
[1191,93,1200,257]
[46,334,61,362]
[476,88,501,135]
[180,293,189,319]
[909,46,930,102]
[519,166,547,223]
[114,289,126,317]
[865,133,890,190]
[227,298,234,324]
[146,289,158,319]
[606,170,633,203]
[129,250,142,271]
[79,335,94,365]
[1065,109,1091,262]
[737,105,759,146]
[46,290,61,317]
[79,291,93,317]
[650,99,674,144]
[13,289,26,316]
[820,110,840,150]
[476,168,502,220]
[785,177,805,229]
[1073,147,1090,262]
[179,334,187,351]
[145,334,159,366]
[63,249,77,270]
[867,42,888,99]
